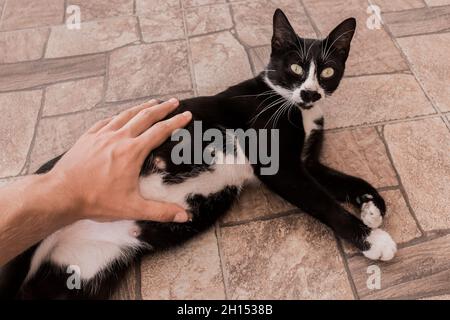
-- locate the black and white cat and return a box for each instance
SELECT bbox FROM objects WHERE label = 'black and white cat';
[0,9,396,299]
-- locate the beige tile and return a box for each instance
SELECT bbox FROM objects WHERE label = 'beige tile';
[231,0,316,47]
[190,31,252,95]
[343,190,422,254]
[140,229,225,299]
[106,42,191,102]
[425,0,450,6]
[421,294,450,300]
[384,118,450,231]
[136,0,180,13]
[45,17,138,58]
[0,28,49,63]
[321,127,398,188]
[303,0,408,76]
[220,214,353,299]
[110,264,138,300]
[0,54,105,91]
[0,90,42,177]
[348,234,450,299]
[43,77,104,116]
[139,10,185,43]
[371,0,425,12]
[185,4,233,36]
[0,0,64,31]
[183,0,226,7]
[321,74,435,128]
[398,33,450,112]
[68,0,134,20]
[0,176,25,188]
[248,45,271,75]
[383,6,450,37]
[221,183,295,225]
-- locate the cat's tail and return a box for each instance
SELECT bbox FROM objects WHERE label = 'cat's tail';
[0,244,37,299]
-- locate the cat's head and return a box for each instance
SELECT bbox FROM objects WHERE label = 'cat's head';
[265,9,356,109]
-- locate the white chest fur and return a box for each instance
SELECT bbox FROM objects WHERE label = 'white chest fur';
[300,104,323,139]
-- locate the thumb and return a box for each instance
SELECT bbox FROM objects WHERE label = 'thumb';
[130,198,189,223]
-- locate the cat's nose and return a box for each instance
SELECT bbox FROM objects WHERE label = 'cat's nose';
[300,90,321,103]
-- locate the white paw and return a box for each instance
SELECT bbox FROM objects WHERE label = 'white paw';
[361,200,383,229]
[363,229,397,261]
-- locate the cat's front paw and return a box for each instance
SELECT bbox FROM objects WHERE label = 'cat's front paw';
[362,229,397,261]
[358,193,385,229]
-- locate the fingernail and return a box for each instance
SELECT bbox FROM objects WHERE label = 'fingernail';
[173,211,188,223]
[169,98,178,104]
[182,111,192,119]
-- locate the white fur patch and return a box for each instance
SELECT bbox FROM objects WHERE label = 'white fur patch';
[361,200,383,229]
[27,139,255,281]
[300,105,323,139]
[363,229,397,261]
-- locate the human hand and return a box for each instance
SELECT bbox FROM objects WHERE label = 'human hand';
[43,98,192,223]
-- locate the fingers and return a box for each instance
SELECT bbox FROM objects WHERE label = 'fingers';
[136,111,192,157]
[130,198,189,223]
[101,99,159,132]
[120,98,180,137]
[87,117,113,134]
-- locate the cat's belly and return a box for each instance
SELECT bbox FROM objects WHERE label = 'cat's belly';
[27,147,256,281]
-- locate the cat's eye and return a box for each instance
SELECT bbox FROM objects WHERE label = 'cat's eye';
[320,67,335,78]
[290,64,303,75]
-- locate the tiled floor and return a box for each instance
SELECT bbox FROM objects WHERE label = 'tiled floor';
[1,0,449,300]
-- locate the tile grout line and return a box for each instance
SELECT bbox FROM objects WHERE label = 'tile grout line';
[214,224,230,300]
[298,0,321,37]
[395,28,450,39]
[220,209,301,228]
[377,125,425,236]
[135,16,144,42]
[335,236,360,300]
[20,88,46,175]
[375,3,450,132]
[0,0,6,27]
[181,0,198,96]
[98,53,110,108]
[133,0,137,15]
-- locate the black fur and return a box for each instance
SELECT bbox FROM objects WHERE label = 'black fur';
[0,9,387,299]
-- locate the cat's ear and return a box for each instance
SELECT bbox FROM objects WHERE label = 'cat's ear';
[325,18,356,59]
[272,9,297,50]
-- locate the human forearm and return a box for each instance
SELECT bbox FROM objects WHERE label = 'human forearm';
[0,174,75,266]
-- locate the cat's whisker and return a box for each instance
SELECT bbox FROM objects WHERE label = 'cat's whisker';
[323,29,354,61]
[250,96,286,125]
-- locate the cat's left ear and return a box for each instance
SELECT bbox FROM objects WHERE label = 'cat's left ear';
[325,18,356,60]
[272,9,297,51]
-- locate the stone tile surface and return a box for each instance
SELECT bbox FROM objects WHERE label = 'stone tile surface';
[322,74,435,128]
[68,0,134,20]
[0,28,49,63]
[0,90,42,177]
[139,10,185,42]
[110,264,138,300]
[303,0,408,76]
[43,77,104,116]
[0,0,64,31]
[221,183,295,225]
[321,127,398,188]
[220,214,354,299]
[343,190,422,254]
[383,6,450,37]
[348,234,450,299]
[45,17,138,58]
[141,229,225,299]
[248,45,271,75]
[185,4,233,36]
[0,54,106,91]
[370,0,425,11]
[190,31,252,95]
[425,0,450,6]
[183,0,226,7]
[383,118,450,231]
[398,33,450,112]
[106,42,191,102]
[231,0,316,47]
[136,0,180,13]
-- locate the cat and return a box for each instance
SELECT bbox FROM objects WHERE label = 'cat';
[0,9,396,300]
